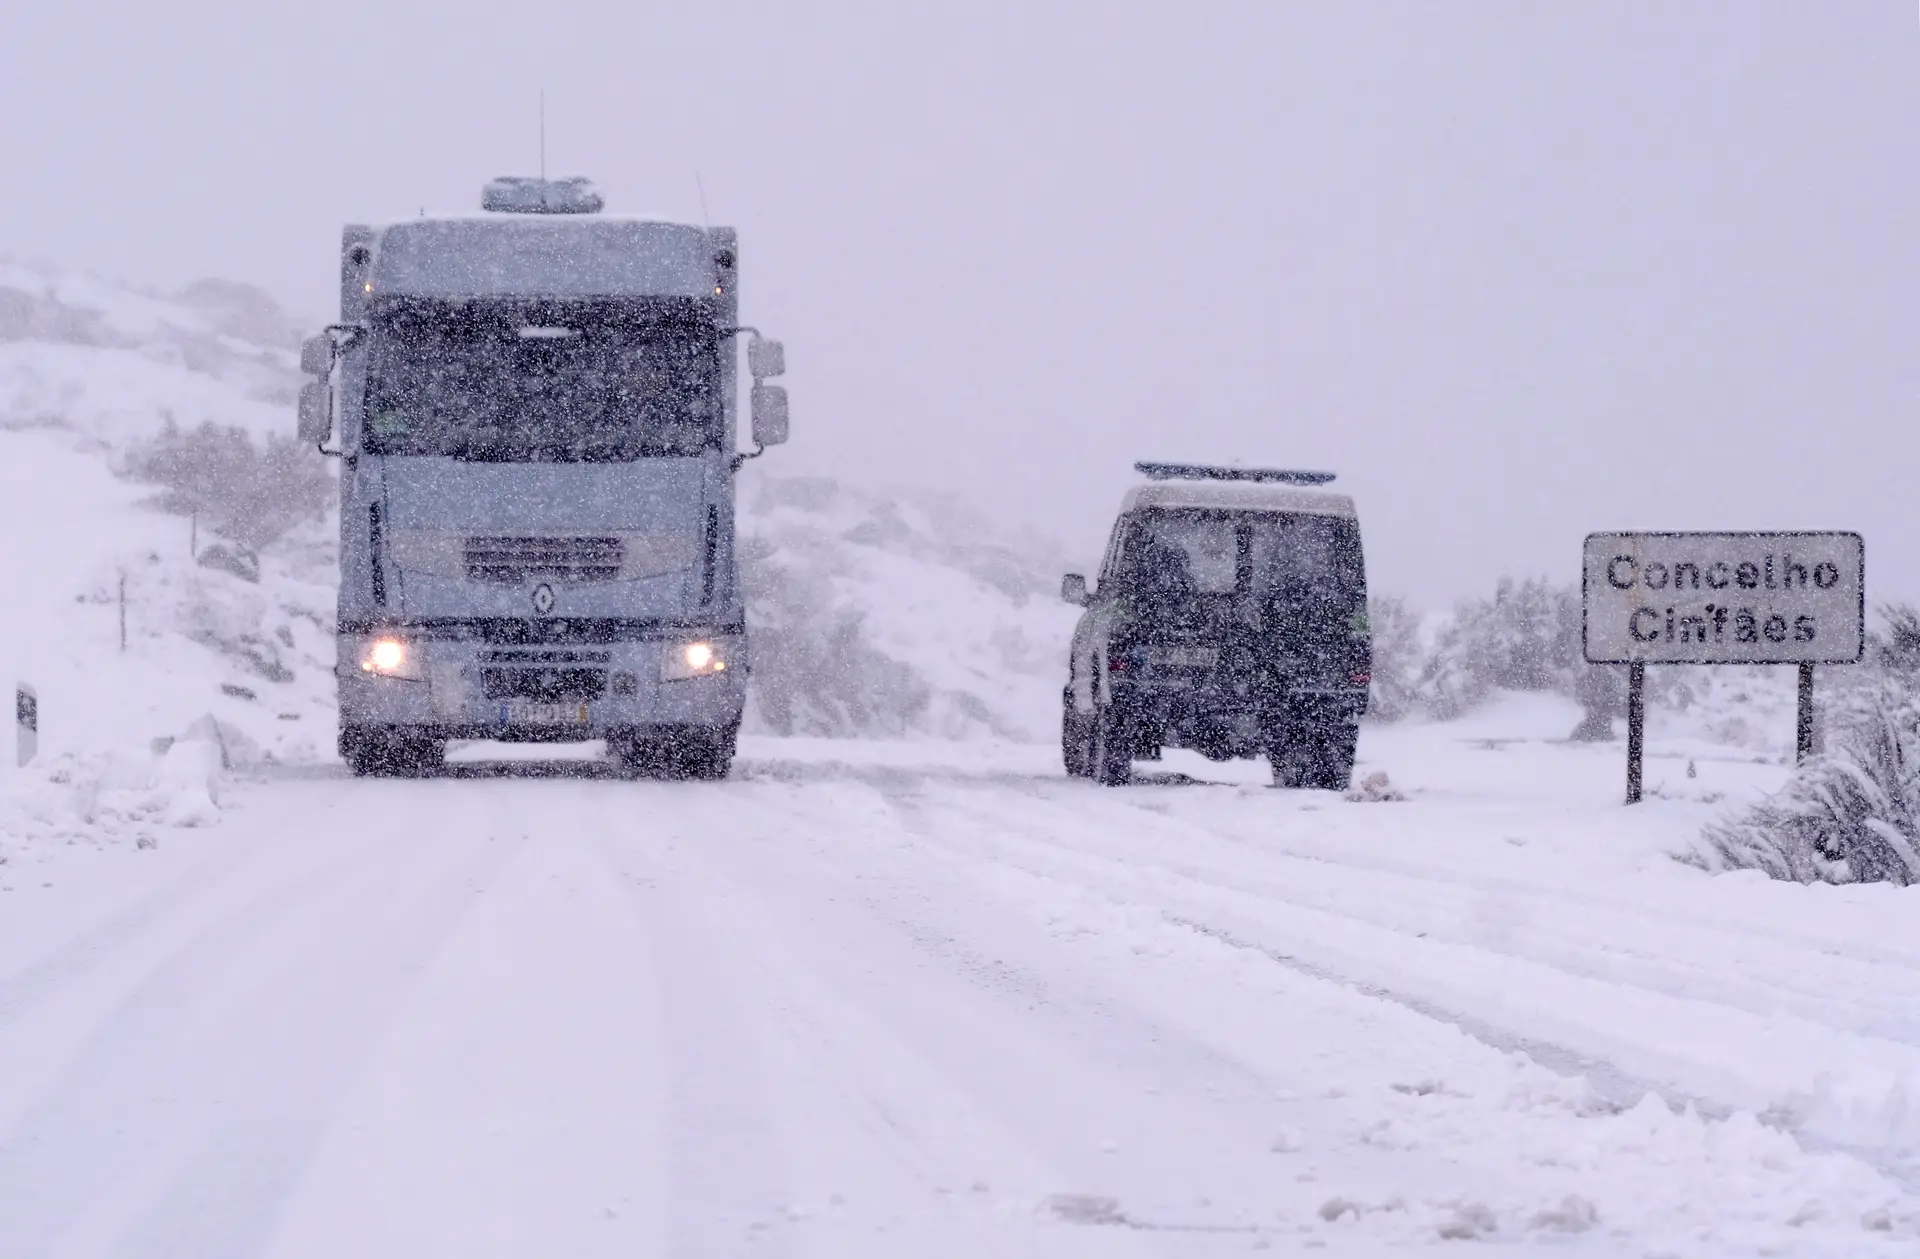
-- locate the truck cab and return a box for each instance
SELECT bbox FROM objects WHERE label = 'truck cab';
[296,176,789,778]
[1060,463,1370,788]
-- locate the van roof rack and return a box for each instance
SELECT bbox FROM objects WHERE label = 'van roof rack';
[1134,462,1336,486]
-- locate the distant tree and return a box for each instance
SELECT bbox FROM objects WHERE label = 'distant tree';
[1364,595,1424,722]
[1418,577,1582,718]
[125,418,334,551]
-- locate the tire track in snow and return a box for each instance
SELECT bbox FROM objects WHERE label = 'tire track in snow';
[590,794,802,1259]
[0,782,528,1259]
[1029,777,1920,1049]
[660,776,1526,1251]
[891,775,1920,1189]
[594,779,1305,1255]
[0,832,263,1037]
[911,769,1920,1057]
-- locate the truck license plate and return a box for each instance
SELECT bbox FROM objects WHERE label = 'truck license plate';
[502,701,589,725]
[1152,645,1218,667]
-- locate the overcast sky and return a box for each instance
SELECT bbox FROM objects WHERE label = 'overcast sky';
[4,2,1917,606]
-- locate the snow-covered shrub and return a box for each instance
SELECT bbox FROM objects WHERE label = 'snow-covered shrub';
[1569,662,1627,741]
[736,475,1077,740]
[1695,695,1920,884]
[124,417,334,550]
[1694,605,1920,884]
[1418,577,1582,718]
[1364,594,1424,722]
[1872,603,1920,671]
[737,534,938,738]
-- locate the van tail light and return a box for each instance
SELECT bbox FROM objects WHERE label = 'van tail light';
[1351,671,1372,684]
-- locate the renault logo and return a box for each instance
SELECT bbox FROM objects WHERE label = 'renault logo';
[530,583,556,615]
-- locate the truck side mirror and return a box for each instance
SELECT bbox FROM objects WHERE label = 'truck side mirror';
[299,334,333,377]
[1061,573,1090,606]
[297,380,331,444]
[747,337,785,379]
[751,383,789,447]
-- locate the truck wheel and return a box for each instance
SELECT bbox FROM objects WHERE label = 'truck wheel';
[621,723,737,781]
[343,729,443,778]
[671,724,736,781]
[342,730,382,778]
[1061,689,1092,778]
[1090,704,1131,787]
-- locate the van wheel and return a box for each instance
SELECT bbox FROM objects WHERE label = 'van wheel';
[1314,726,1359,791]
[1090,705,1131,786]
[1061,690,1092,778]
[1269,724,1356,791]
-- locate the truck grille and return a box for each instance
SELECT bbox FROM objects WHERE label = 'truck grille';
[464,536,625,584]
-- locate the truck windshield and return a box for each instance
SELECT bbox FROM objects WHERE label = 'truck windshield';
[361,300,721,461]
[1119,509,1365,616]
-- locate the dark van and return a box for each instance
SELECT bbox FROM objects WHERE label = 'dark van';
[1060,463,1371,788]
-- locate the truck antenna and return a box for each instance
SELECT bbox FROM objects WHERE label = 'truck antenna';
[694,171,711,231]
[539,89,547,183]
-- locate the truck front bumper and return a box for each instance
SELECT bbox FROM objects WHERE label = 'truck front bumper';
[337,626,746,740]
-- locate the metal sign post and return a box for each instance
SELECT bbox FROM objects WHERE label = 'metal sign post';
[1583,531,1864,804]
[16,683,36,768]
[1797,661,1816,764]
[1625,662,1645,804]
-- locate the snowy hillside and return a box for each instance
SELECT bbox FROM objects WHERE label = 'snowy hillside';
[740,474,1079,742]
[0,261,297,448]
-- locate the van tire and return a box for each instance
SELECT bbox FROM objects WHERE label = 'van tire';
[1062,690,1092,778]
[1269,723,1356,791]
[1090,704,1131,787]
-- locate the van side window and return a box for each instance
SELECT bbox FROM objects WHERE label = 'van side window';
[1097,520,1129,588]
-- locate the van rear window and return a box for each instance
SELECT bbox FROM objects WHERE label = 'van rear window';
[1119,509,1365,613]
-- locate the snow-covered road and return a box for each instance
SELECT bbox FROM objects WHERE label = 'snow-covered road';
[3,704,1918,1256]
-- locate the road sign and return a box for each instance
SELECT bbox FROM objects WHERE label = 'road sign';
[1584,531,1864,804]
[1582,532,1864,666]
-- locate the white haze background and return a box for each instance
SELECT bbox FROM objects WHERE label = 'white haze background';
[3,2,1917,604]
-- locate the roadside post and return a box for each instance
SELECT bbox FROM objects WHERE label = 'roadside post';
[1582,532,1864,804]
[16,683,36,768]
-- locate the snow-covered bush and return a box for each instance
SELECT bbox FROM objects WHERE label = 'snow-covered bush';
[737,475,1078,741]
[737,534,939,737]
[1693,605,1920,884]
[124,417,334,550]
[1418,577,1583,718]
[1364,594,1424,722]
[1695,696,1920,884]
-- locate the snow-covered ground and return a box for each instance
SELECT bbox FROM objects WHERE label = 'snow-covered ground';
[5,262,1920,1254]
[3,702,1919,1256]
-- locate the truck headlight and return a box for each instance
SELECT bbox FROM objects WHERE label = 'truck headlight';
[358,635,423,679]
[661,639,728,680]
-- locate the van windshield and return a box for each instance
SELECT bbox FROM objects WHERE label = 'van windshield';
[362,299,721,461]
[1117,509,1365,616]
